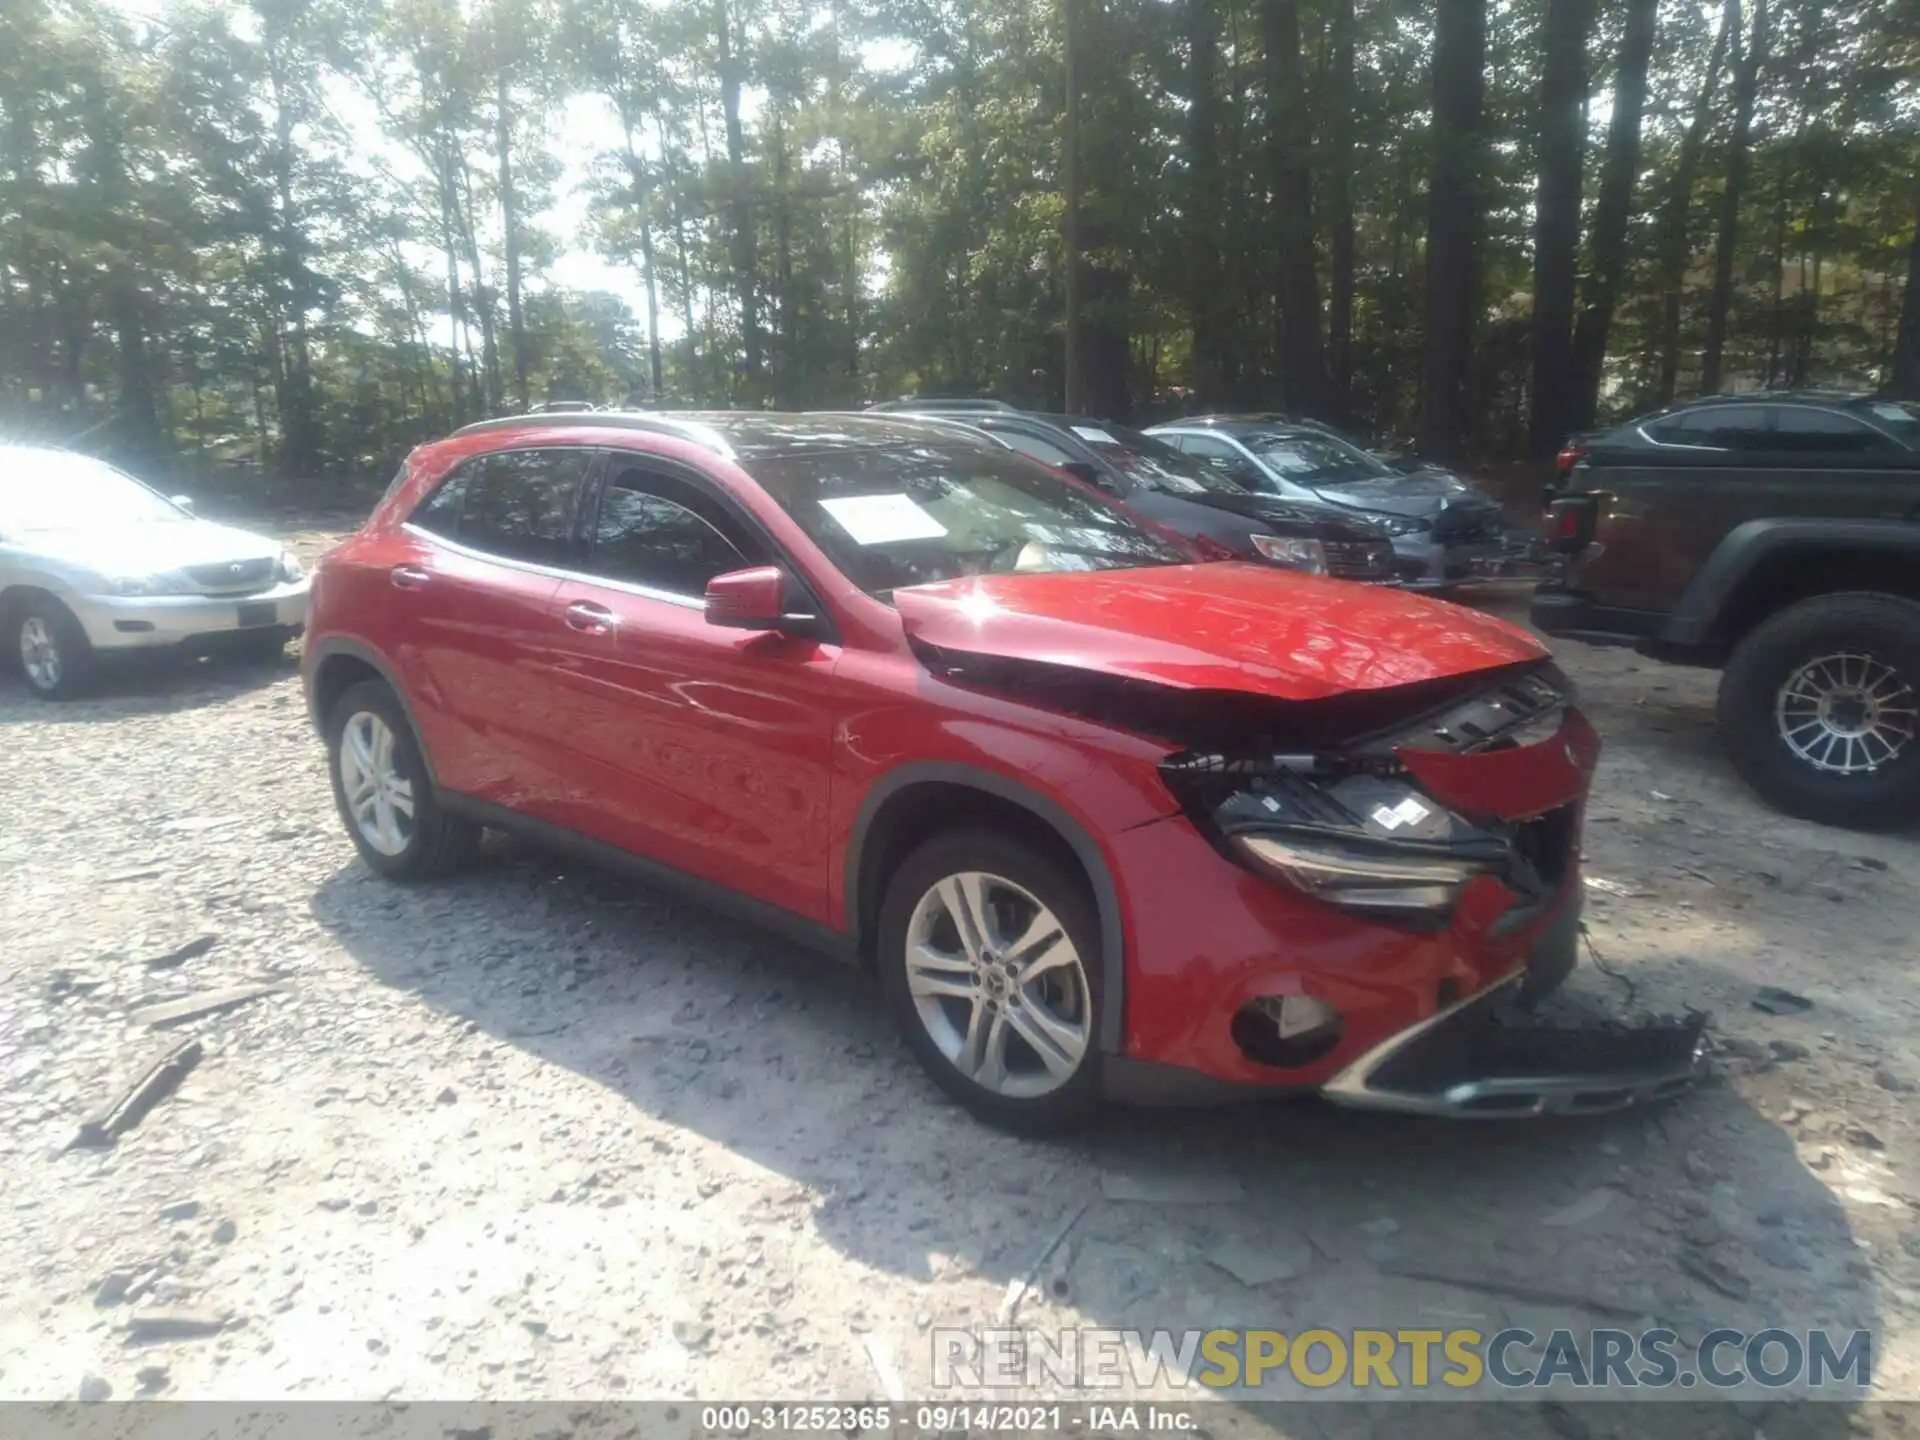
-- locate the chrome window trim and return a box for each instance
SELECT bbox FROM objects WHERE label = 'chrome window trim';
[400,523,706,611]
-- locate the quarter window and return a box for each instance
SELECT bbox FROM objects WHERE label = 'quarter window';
[411,448,592,566]
[1645,406,1772,449]
[585,470,758,597]
[1772,407,1889,455]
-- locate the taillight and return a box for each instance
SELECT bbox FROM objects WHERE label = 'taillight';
[1545,496,1597,554]
[1555,443,1588,475]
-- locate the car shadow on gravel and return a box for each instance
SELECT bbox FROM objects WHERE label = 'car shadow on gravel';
[311,841,1878,1430]
[0,649,295,720]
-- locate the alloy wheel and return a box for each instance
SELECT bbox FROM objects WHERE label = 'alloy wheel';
[904,870,1091,1099]
[337,710,416,857]
[1774,651,1919,774]
[19,616,60,692]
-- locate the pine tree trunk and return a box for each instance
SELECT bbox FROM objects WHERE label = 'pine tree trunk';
[1652,0,1734,404]
[1525,0,1596,459]
[1185,0,1230,404]
[1418,0,1486,462]
[1701,0,1769,394]
[496,67,529,412]
[1568,0,1656,430]
[1062,0,1084,412]
[1326,0,1356,424]
[1890,199,1920,398]
[1263,0,1325,416]
[715,0,760,398]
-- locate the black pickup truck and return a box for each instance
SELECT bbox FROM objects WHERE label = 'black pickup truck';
[1532,392,1920,830]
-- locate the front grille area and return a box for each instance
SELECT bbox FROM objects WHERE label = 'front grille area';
[1432,505,1505,543]
[187,557,276,593]
[1510,802,1577,893]
[1325,539,1395,580]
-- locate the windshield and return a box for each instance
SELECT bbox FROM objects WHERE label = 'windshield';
[745,441,1187,597]
[1245,432,1397,487]
[0,453,184,530]
[1066,423,1246,497]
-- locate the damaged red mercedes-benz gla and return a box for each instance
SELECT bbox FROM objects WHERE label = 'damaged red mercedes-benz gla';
[304,412,1704,1131]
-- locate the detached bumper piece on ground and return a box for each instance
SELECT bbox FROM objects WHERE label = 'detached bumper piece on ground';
[1324,976,1708,1117]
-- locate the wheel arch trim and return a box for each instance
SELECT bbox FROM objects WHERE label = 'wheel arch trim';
[1666,518,1920,648]
[845,762,1127,1055]
[305,636,441,787]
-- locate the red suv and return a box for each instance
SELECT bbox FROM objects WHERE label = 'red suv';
[304,412,1703,1130]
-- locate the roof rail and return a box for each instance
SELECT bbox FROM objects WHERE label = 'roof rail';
[449,409,735,458]
[866,397,1019,414]
[529,400,598,413]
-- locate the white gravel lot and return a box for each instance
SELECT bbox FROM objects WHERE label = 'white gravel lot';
[1,538,1916,1434]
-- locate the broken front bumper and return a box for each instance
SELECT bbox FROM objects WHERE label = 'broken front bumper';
[1320,910,1707,1119]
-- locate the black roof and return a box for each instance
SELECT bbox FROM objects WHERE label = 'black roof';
[1670,390,1872,408]
[450,409,978,461]
[1152,415,1328,439]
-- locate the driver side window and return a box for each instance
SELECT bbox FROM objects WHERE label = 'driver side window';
[584,469,764,599]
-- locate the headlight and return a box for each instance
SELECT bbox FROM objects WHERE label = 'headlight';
[277,550,305,583]
[1232,832,1497,916]
[1249,534,1327,573]
[1371,515,1431,537]
[106,573,190,596]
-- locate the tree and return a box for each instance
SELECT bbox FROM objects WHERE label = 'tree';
[1263,0,1323,415]
[1418,0,1486,462]
[1569,0,1658,430]
[1892,198,1920,398]
[1701,0,1771,394]
[1526,0,1598,458]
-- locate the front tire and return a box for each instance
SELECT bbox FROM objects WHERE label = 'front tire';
[1717,592,1920,830]
[13,596,95,700]
[325,680,478,880]
[877,829,1104,1133]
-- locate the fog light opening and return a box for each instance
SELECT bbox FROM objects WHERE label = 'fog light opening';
[1231,994,1345,1069]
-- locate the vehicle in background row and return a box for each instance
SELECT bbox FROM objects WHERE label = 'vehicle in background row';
[1148,416,1517,589]
[1532,392,1920,829]
[866,401,1400,582]
[304,409,1703,1131]
[0,447,309,699]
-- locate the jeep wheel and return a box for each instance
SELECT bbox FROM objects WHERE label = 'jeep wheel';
[877,829,1103,1133]
[1718,593,1920,830]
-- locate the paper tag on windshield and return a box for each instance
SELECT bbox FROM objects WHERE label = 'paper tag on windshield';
[1871,403,1914,423]
[818,494,948,545]
[1070,426,1117,445]
[1371,796,1432,831]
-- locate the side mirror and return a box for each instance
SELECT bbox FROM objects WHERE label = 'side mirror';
[170,494,196,513]
[704,565,818,636]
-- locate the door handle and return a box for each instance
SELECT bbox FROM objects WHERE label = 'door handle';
[564,600,618,634]
[390,565,431,590]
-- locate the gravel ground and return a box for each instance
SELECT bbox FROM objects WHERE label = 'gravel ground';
[2,531,1918,1430]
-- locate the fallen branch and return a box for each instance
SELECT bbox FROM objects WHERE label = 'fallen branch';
[68,1038,204,1150]
[133,983,283,1030]
[1377,1260,1646,1321]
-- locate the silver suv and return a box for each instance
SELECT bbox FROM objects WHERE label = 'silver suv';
[0,447,310,698]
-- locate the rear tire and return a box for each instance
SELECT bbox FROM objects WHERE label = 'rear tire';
[1717,592,1920,830]
[877,829,1104,1133]
[325,679,479,880]
[13,595,95,700]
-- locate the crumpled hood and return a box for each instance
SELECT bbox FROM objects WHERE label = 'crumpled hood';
[19,519,280,575]
[1310,467,1495,520]
[892,563,1547,702]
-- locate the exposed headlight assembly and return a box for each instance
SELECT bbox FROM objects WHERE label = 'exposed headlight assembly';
[277,550,305,583]
[1211,769,1518,924]
[1249,533,1327,573]
[1370,514,1431,537]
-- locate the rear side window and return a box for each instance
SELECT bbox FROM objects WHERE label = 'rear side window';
[410,448,594,566]
[585,469,761,598]
[1772,407,1890,455]
[1644,406,1772,449]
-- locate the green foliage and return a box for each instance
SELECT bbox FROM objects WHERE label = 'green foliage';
[0,0,1915,480]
